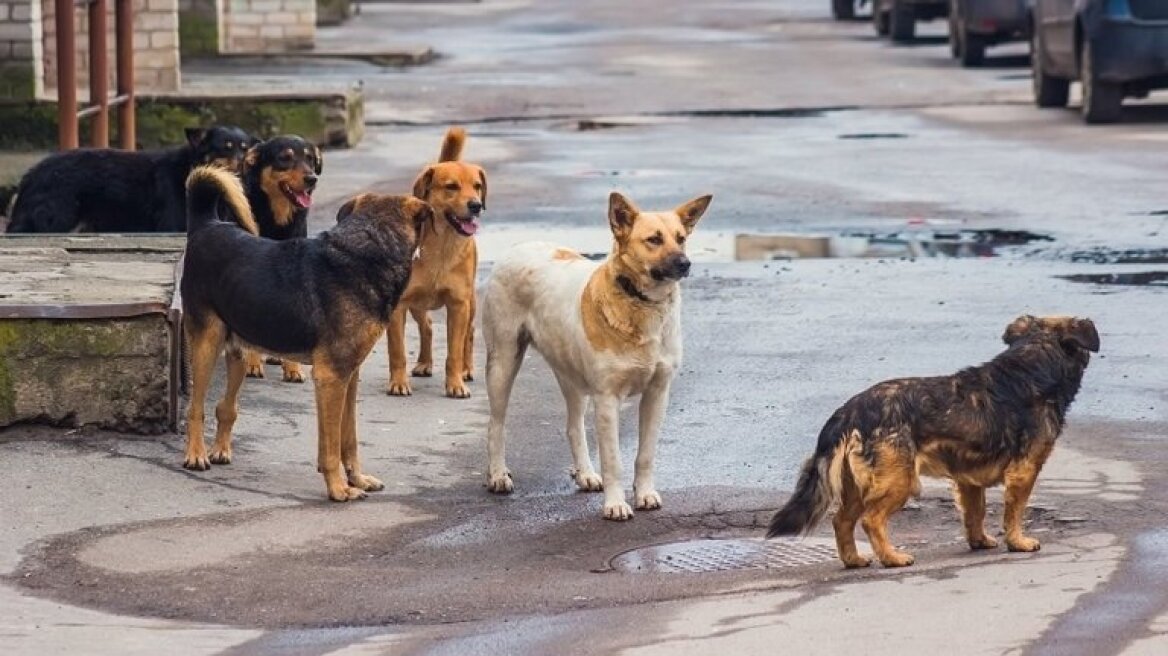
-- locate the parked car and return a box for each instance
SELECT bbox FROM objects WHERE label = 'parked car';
[1031,0,1168,123]
[947,0,1031,66]
[833,0,866,20]
[872,0,950,43]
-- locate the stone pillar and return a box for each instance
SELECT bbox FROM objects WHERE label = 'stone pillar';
[222,0,314,53]
[40,0,181,96]
[0,0,45,99]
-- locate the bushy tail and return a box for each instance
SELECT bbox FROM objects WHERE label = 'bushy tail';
[766,414,850,538]
[438,127,466,162]
[185,166,257,235]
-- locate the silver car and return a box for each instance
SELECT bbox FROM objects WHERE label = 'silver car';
[947,0,1031,67]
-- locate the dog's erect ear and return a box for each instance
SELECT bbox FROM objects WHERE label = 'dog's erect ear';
[185,127,208,148]
[674,194,712,235]
[1003,315,1037,345]
[1063,318,1100,353]
[608,192,639,241]
[312,144,323,175]
[412,167,435,200]
[477,167,488,211]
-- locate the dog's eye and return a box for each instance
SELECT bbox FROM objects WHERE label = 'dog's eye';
[676,234,686,245]
[646,235,664,247]
[445,182,460,191]
[473,182,482,191]
[226,141,233,149]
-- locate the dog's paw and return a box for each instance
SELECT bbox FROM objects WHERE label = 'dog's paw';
[411,363,433,377]
[1007,536,1041,553]
[182,453,211,471]
[603,500,634,521]
[878,550,916,567]
[841,554,873,569]
[348,472,384,492]
[281,364,306,384]
[635,489,662,510]
[328,486,368,502]
[387,380,413,396]
[208,448,232,465]
[969,535,999,550]
[245,363,265,378]
[572,469,604,492]
[445,380,471,399]
[487,470,514,494]
[463,370,474,382]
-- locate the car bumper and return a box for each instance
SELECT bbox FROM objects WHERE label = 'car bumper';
[964,0,1029,36]
[1089,19,1168,84]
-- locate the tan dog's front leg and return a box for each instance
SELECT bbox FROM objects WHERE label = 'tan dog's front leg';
[244,349,265,378]
[314,367,365,502]
[634,376,671,511]
[281,361,306,383]
[594,395,632,520]
[341,372,383,492]
[444,298,472,398]
[410,307,434,377]
[387,305,413,396]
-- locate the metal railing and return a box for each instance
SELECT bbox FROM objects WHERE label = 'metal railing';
[54,0,135,150]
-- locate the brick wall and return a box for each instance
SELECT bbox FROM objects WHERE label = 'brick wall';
[40,0,181,95]
[0,0,44,99]
[222,0,313,53]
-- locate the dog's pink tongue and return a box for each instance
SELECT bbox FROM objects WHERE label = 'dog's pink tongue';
[461,219,480,236]
[292,190,313,209]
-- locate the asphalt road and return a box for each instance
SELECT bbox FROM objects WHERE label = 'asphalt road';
[3,1,1168,654]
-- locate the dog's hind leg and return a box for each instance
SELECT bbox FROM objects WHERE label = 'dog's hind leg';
[595,394,633,521]
[555,373,601,492]
[183,317,227,471]
[208,347,247,465]
[833,467,872,568]
[955,483,998,550]
[484,327,528,494]
[387,305,413,396]
[633,373,672,511]
[443,298,473,398]
[858,441,916,567]
[1003,441,1054,552]
[410,307,434,377]
[341,372,384,492]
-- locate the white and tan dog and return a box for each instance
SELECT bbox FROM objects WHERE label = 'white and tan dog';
[481,191,712,520]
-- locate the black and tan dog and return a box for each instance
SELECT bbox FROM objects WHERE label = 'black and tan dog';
[181,166,429,501]
[236,135,323,383]
[6,126,255,233]
[767,315,1099,568]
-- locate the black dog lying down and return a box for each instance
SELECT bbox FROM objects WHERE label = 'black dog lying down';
[5,126,254,233]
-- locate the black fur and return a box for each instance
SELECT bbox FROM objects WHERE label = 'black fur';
[6,126,255,233]
[242,135,322,240]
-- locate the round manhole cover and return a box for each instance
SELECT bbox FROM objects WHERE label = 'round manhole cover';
[610,538,852,574]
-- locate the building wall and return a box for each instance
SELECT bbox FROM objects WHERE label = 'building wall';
[177,0,217,56]
[0,0,44,99]
[222,0,313,53]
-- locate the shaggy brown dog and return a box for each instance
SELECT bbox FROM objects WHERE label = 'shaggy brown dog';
[767,315,1099,568]
[181,166,429,501]
[386,127,486,398]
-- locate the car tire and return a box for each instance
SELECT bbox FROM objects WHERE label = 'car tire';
[890,0,916,43]
[1031,27,1069,108]
[833,0,856,20]
[873,4,891,36]
[1081,39,1123,124]
[958,29,986,67]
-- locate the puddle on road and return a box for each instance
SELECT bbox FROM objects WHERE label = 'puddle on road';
[838,132,909,140]
[477,227,1053,263]
[1069,248,1168,265]
[1059,271,1168,287]
[610,537,848,574]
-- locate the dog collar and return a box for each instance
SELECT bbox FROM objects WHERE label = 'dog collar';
[616,275,655,304]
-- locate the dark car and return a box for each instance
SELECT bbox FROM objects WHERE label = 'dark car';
[948,0,1031,66]
[873,0,950,42]
[832,0,866,20]
[1031,0,1168,123]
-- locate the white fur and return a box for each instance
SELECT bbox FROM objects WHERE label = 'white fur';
[482,242,682,520]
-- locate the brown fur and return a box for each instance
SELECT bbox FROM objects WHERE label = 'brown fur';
[767,315,1099,568]
[387,127,487,399]
[181,173,429,501]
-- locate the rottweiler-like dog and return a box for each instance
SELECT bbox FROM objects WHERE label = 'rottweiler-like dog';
[767,315,1099,568]
[5,126,254,233]
[237,135,323,383]
[181,166,430,501]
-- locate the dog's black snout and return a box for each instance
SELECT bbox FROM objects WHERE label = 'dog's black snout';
[673,254,692,278]
[467,199,483,215]
[304,173,318,189]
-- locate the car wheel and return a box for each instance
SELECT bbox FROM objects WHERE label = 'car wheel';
[1031,26,1069,108]
[1081,39,1123,124]
[873,3,890,36]
[958,28,986,67]
[890,0,916,43]
[833,0,856,20]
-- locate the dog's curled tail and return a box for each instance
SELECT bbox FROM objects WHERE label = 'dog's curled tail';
[185,165,258,236]
[766,412,851,539]
[439,127,467,162]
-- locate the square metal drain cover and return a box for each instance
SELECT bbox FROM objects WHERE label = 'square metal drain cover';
[610,538,848,574]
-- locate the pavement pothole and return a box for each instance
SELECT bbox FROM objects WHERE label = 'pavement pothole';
[1059,271,1168,287]
[609,537,851,574]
